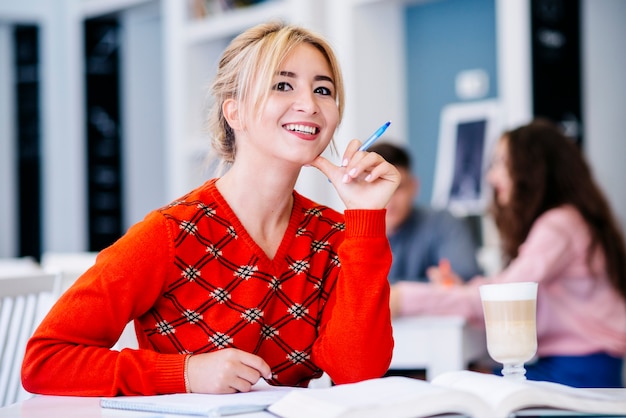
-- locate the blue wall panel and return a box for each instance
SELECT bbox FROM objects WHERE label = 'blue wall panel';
[405,0,497,203]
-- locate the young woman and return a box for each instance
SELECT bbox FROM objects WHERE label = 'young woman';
[22,22,400,396]
[390,119,626,387]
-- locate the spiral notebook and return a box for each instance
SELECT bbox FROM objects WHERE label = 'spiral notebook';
[100,388,291,417]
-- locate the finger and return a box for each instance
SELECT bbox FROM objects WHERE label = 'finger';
[344,152,389,183]
[310,155,348,186]
[309,154,335,179]
[426,268,441,283]
[389,286,401,318]
[426,266,438,280]
[239,351,272,380]
[228,371,257,393]
[362,159,395,183]
[438,259,455,287]
[439,258,451,274]
[341,139,365,167]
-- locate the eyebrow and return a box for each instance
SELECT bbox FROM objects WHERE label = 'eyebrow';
[277,71,334,84]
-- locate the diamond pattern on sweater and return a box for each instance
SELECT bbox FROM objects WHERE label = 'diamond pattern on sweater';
[143,194,344,386]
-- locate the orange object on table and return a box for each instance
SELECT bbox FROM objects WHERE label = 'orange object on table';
[439,258,454,287]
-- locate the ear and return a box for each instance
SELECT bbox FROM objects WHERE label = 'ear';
[222,98,242,131]
[412,176,420,198]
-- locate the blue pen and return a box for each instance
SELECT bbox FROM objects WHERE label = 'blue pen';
[358,120,391,151]
[330,120,391,178]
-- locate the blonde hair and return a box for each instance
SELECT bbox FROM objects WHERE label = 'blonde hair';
[207,21,345,170]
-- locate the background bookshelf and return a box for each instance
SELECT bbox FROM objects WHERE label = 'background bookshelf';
[0,0,625,259]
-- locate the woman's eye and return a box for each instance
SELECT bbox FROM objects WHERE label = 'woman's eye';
[273,82,293,92]
[314,86,333,96]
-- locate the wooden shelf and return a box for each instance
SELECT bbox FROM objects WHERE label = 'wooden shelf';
[185,0,288,45]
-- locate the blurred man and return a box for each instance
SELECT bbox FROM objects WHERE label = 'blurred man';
[369,142,481,284]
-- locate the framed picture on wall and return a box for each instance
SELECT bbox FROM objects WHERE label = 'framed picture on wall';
[431,99,503,216]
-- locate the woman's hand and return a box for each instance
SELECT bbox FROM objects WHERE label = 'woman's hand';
[187,348,272,394]
[389,285,403,318]
[426,259,463,287]
[310,139,400,209]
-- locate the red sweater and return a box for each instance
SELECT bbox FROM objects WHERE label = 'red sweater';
[22,179,393,396]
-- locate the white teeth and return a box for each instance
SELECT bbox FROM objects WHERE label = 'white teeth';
[285,124,317,135]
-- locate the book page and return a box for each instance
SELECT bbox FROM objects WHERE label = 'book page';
[433,370,531,413]
[268,376,492,418]
[433,370,626,417]
[519,380,626,415]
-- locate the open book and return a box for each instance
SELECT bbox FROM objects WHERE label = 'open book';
[268,370,626,418]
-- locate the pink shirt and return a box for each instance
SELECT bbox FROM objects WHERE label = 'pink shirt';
[395,205,626,358]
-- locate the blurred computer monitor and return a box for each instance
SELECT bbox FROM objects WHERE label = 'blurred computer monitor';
[432,99,503,217]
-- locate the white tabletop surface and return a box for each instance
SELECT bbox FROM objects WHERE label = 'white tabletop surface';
[2,390,626,418]
[0,395,275,417]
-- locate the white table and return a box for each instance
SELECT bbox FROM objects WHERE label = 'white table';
[3,389,624,418]
[0,395,273,417]
[390,315,488,380]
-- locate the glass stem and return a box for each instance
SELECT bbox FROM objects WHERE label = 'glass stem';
[502,363,526,380]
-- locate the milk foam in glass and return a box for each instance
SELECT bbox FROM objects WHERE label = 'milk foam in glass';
[479,282,538,380]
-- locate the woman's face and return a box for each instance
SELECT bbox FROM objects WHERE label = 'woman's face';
[241,43,340,166]
[486,136,513,206]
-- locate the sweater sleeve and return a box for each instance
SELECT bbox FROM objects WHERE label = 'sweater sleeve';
[393,206,587,324]
[21,211,187,396]
[312,209,394,384]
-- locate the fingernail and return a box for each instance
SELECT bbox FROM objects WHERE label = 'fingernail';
[349,168,357,177]
[365,174,372,182]
[342,158,348,167]
[342,174,350,183]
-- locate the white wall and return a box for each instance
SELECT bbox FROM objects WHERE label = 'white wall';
[496,0,532,129]
[0,24,16,257]
[0,0,162,258]
[582,0,626,232]
[41,1,87,253]
[0,1,86,256]
[121,1,167,227]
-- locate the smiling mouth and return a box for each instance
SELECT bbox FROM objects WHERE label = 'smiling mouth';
[284,124,319,135]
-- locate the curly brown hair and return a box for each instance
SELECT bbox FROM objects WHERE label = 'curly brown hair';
[490,118,626,299]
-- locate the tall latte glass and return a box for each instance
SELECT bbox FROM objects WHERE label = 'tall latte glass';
[479,282,538,380]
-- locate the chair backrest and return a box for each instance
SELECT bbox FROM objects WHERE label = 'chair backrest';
[0,258,42,277]
[40,252,139,351]
[40,252,98,292]
[0,273,58,407]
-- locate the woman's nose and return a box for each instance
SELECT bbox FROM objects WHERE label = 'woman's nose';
[293,90,318,114]
[485,166,498,187]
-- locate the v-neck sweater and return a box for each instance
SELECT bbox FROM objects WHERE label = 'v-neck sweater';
[22,179,394,396]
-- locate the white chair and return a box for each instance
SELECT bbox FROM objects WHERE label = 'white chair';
[40,251,98,292]
[41,252,139,351]
[0,258,42,277]
[0,272,59,407]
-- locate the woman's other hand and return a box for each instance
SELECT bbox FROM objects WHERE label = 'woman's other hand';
[426,259,463,287]
[187,348,272,393]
